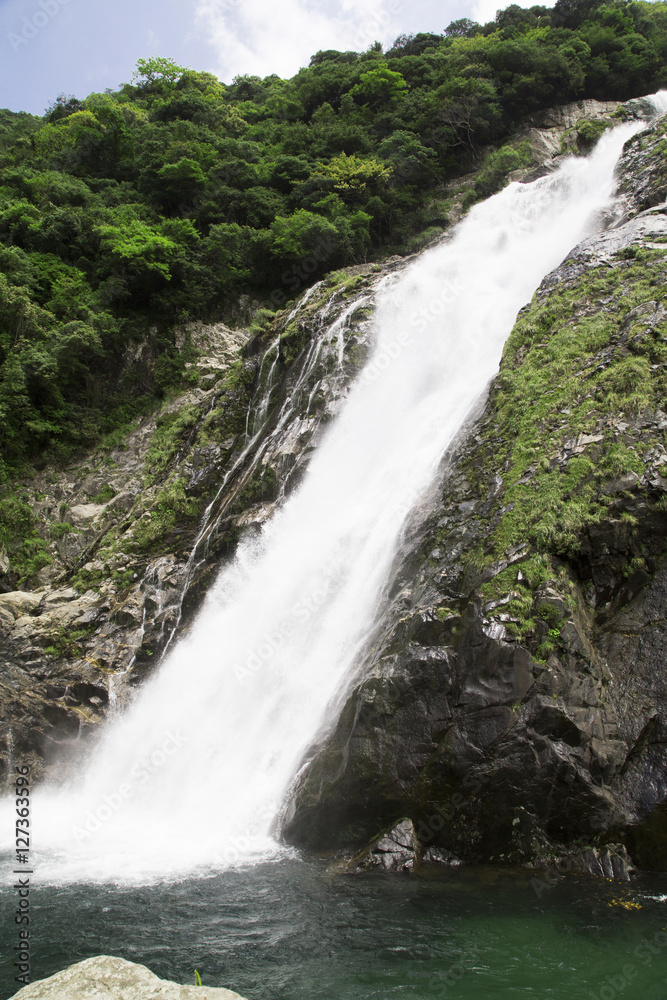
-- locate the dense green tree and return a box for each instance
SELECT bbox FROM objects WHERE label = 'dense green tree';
[2,2,667,466]
[350,64,408,109]
[132,57,189,87]
[155,158,207,212]
[444,18,482,37]
[44,95,85,122]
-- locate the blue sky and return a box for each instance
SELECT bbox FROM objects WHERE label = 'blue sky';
[0,0,533,116]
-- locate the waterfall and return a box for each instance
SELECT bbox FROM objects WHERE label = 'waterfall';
[12,106,663,884]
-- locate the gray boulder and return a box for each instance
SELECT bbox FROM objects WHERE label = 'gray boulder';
[10,955,246,999]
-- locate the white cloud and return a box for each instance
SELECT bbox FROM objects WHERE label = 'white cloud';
[471,0,536,26]
[195,0,403,82]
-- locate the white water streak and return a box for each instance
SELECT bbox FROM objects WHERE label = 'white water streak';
[9,105,665,884]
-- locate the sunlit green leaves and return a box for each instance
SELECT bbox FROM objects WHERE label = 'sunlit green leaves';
[96,218,177,279]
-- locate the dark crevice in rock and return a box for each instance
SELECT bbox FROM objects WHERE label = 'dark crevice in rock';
[280,108,667,877]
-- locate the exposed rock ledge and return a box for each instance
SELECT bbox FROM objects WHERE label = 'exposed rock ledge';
[10,955,246,999]
[0,97,651,790]
[279,111,667,873]
[347,819,637,881]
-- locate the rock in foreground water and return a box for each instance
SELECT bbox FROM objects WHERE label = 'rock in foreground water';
[10,955,247,999]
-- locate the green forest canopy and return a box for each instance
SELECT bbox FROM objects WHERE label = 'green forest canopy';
[1,0,667,471]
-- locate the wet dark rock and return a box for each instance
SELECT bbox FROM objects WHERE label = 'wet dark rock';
[4,102,667,880]
[421,846,464,867]
[355,819,419,872]
[0,268,380,784]
[280,108,667,877]
[570,845,637,880]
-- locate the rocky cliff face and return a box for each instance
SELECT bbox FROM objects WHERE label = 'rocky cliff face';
[2,99,666,877]
[0,266,381,782]
[280,112,667,874]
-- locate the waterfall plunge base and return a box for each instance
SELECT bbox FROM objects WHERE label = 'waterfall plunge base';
[6,110,663,885]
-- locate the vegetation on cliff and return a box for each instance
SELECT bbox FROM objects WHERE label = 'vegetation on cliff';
[2,5,667,868]
[1,0,667,477]
[460,118,667,660]
[280,123,667,867]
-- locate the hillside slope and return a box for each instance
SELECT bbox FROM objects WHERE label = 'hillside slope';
[0,97,628,785]
[2,98,667,880]
[281,110,667,874]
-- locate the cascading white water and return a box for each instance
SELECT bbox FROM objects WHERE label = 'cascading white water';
[10,104,665,884]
